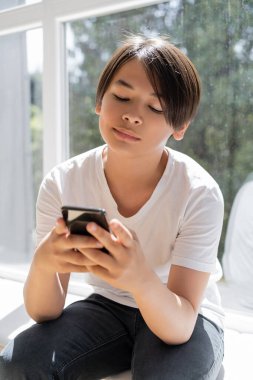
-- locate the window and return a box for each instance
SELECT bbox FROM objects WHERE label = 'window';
[0,0,40,12]
[0,28,42,273]
[66,1,253,261]
[0,0,252,310]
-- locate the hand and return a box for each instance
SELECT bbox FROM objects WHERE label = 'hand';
[78,219,154,294]
[33,218,104,274]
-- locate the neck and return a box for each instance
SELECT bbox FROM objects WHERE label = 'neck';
[102,146,168,217]
[103,146,168,188]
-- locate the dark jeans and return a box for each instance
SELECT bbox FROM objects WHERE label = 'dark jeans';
[0,294,224,380]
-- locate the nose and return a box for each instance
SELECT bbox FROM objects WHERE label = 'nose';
[122,113,142,125]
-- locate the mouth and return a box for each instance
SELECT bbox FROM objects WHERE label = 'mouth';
[112,128,141,142]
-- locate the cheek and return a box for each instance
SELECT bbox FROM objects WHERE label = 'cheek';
[98,117,107,144]
[97,104,115,141]
[148,124,172,144]
[100,100,121,124]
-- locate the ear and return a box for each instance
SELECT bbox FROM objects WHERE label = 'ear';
[95,103,101,115]
[172,123,190,141]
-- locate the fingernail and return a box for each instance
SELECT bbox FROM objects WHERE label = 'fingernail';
[88,223,97,232]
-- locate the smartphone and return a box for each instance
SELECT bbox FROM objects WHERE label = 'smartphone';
[62,206,109,235]
[61,206,110,253]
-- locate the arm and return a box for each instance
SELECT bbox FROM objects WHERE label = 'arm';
[81,221,210,344]
[132,265,210,344]
[23,221,70,323]
[24,219,103,323]
[76,185,223,344]
[24,171,94,322]
[23,172,69,322]
[24,267,70,323]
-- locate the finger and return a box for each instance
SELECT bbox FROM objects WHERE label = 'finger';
[109,219,133,248]
[76,235,113,270]
[54,218,69,235]
[64,249,99,267]
[60,262,89,273]
[66,234,104,250]
[88,264,109,279]
[86,222,113,248]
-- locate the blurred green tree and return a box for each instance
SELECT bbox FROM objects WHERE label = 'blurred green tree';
[66,0,253,258]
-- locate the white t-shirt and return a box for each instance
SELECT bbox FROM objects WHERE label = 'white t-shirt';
[36,145,225,328]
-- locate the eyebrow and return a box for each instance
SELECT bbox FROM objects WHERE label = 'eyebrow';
[114,79,163,98]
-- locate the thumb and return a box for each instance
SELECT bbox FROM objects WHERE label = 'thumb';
[55,217,69,235]
[109,219,135,248]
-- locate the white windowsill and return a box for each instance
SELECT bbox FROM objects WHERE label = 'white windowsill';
[0,276,253,379]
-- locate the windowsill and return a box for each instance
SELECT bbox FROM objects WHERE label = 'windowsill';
[0,263,94,296]
[0,276,93,345]
[0,276,253,379]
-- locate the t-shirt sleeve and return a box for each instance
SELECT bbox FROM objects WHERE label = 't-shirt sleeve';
[36,169,62,246]
[171,185,224,273]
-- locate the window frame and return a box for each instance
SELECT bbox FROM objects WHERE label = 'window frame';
[0,0,163,282]
[0,0,163,175]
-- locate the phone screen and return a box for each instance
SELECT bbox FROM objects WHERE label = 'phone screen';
[61,206,110,253]
[62,206,109,236]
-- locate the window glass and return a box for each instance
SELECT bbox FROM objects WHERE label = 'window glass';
[0,28,42,270]
[66,1,253,267]
[0,0,40,12]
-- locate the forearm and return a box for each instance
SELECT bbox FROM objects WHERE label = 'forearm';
[23,260,70,323]
[132,272,197,345]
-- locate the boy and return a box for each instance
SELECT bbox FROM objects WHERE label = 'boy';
[0,35,224,379]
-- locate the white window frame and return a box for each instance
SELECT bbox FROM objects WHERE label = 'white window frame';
[0,0,163,175]
[0,0,162,284]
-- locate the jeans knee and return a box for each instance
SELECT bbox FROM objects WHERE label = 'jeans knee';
[0,339,53,380]
[0,340,34,379]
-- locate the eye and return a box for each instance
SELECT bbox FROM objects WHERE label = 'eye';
[113,94,129,102]
[149,105,164,114]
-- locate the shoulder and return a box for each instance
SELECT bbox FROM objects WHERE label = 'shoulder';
[43,145,104,185]
[168,148,223,201]
[166,149,224,223]
[37,145,104,203]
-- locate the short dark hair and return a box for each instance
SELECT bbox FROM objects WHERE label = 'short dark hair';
[96,35,201,130]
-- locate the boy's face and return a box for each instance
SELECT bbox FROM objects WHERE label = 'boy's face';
[96,58,187,158]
